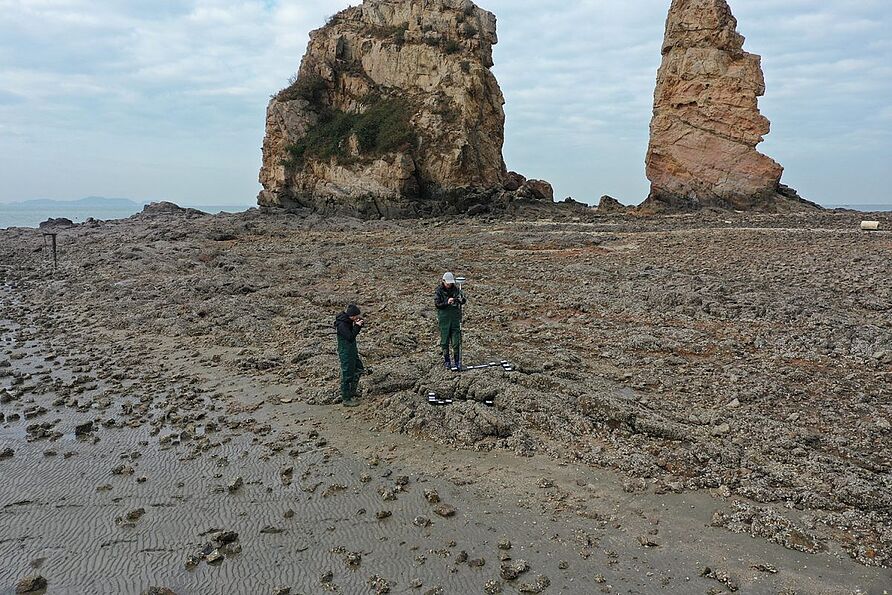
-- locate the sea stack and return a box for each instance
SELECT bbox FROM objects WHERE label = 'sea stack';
[642,0,816,212]
[258,0,547,218]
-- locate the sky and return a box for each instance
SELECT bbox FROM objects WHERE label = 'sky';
[1,0,890,207]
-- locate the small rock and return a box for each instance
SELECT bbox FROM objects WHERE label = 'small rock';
[700,566,739,592]
[211,530,239,545]
[184,554,201,570]
[0,447,14,460]
[111,464,134,476]
[637,535,659,548]
[433,504,456,518]
[345,551,362,567]
[423,489,440,503]
[484,579,503,594]
[497,538,512,550]
[16,575,47,594]
[518,575,551,594]
[367,575,391,594]
[228,476,244,492]
[116,508,146,528]
[712,423,731,436]
[751,563,778,574]
[413,515,432,528]
[499,559,530,581]
[74,421,94,436]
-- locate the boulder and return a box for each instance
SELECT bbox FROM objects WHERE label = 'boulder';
[16,575,47,594]
[38,218,74,229]
[518,179,554,202]
[641,0,819,212]
[135,202,204,218]
[597,195,628,214]
[504,171,526,192]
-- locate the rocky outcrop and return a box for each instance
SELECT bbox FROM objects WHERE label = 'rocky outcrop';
[38,218,74,229]
[259,0,547,217]
[134,202,204,218]
[642,0,818,212]
[597,196,629,214]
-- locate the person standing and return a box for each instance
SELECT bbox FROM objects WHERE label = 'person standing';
[435,272,466,370]
[335,304,364,407]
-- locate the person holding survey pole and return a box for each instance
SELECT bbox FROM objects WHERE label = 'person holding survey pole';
[434,272,466,371]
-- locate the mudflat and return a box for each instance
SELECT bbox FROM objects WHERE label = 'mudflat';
[1,206,890,594]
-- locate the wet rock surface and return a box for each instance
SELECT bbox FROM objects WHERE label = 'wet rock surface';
[1,207,890,592]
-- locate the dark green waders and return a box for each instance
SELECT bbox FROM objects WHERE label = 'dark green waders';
[337,335,365,402]
[438,307,462,363]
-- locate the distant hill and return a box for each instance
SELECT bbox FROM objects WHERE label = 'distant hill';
[6,196,144,208]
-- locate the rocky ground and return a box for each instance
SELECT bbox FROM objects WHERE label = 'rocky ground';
[1,203,890,594]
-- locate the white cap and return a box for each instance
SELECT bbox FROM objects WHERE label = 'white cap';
[443,272,455,284]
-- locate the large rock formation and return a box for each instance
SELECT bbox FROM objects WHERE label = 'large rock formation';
[259,0,549,217]
[642,0,817,212]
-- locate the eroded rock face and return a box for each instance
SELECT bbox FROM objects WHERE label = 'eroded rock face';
[642,0,816,212]
[259,0,518,217]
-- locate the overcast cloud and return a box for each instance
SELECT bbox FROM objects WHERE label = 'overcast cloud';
[1,0,890,206]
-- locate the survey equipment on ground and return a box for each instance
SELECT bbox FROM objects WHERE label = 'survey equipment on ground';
[428,360,513,406]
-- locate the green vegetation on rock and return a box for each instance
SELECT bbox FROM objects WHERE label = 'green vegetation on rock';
[277,74,326,103]
[285,99,415,167]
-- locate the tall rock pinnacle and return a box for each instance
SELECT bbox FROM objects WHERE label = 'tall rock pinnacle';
[642,0,816,212]
[258,0,552,218]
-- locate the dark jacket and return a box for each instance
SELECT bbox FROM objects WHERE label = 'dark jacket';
[434,283,466,310]
[335,312,362,343]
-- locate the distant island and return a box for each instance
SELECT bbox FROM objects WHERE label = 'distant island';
[4,196,143,209]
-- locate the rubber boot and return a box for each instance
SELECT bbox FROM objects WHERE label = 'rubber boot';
[454,351,462,372]
[443,351,452,370]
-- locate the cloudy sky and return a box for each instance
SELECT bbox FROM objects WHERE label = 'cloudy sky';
[1,0,890,207]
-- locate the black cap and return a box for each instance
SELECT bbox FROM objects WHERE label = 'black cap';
[345,304,361,317]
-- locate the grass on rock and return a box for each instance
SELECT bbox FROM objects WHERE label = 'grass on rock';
[285,98,415,166]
